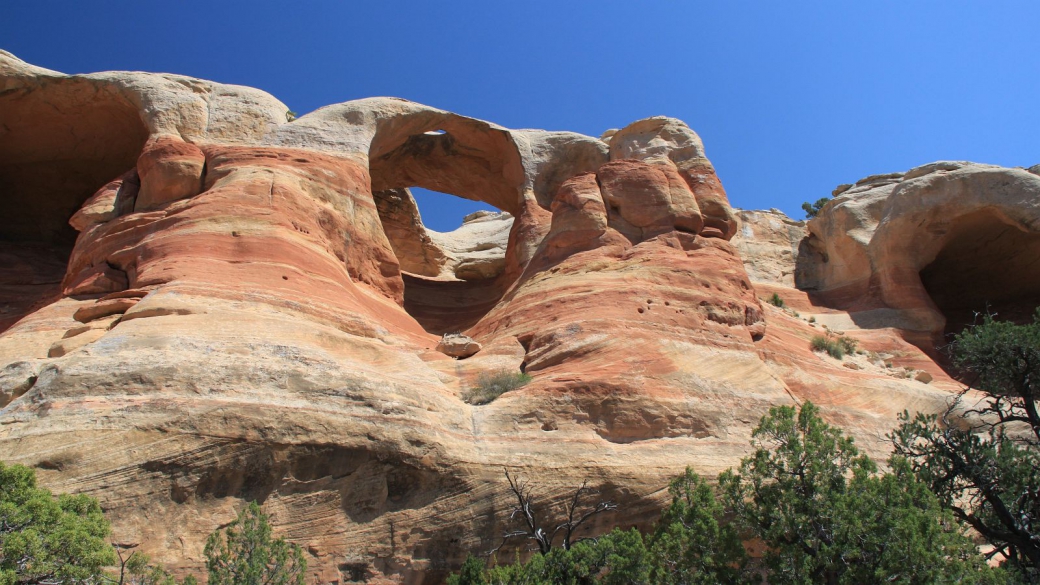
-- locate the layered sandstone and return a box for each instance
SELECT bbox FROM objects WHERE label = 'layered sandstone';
[0,51,1027,584]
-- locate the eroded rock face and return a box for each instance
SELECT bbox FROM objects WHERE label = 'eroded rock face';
[798,162,1040,338]
[374,187,450,278]
[731,209,806,287]
[0,52,1009,584]
[428,211,513,281]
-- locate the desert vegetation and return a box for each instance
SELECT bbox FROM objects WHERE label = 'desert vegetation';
[801,197,831,219]
[767,292,785,308]
[0,466,305,585]
[465,370,533,405]
[449,402,1002,584]
[447,311,1040,583]
[809,333,857,360]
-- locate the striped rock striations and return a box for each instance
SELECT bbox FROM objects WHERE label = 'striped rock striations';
[1,51,1036,583]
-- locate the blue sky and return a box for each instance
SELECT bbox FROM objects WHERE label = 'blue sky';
[4,2,1038,231]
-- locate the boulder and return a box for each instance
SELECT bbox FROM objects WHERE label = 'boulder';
[436,333,482,358]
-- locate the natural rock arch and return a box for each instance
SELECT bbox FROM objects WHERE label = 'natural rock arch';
[368,109,526,215]
[365,108,528,335]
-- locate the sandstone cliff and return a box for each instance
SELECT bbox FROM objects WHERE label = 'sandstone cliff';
[1,51,1036,583]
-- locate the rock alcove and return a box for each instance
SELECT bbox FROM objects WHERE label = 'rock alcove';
[920,209,1040,339]
[0,80,148,332]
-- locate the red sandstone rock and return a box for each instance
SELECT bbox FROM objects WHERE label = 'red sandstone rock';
[63,264,128,296]
[135,136,206,211]
[678,159,738,239]
[0,52,1014,584]
[72,297,139,323]
[597,160,703,241]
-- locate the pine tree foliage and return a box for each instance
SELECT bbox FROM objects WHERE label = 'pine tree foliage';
[203,502,306,585]
[647,468,748,584]
[721,402,997,584]
[0,462,116,585]
[893,310,1040,579]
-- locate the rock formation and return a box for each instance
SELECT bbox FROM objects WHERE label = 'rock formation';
[0,51,1036,583]
[795,162,1040,348]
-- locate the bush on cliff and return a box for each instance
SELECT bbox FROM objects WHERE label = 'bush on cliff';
[0,461,116,585]
[801,197,831,219]
[810,334,845,359]
[465,371,532,405]
[204,502,306,585]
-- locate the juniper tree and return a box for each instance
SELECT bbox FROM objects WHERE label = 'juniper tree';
[893,310,1040,579]
[0,462,116,585]
[203,502,306,585]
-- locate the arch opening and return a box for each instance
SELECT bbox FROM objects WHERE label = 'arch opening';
[0,82,149,332]
[369,125,523,336]
[920,210,1040,345]
[374,186,512,336]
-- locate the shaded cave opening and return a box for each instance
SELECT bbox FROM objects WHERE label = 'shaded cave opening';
[919,210,1040,365]
[0,84,149,333]
[369,127,521,336]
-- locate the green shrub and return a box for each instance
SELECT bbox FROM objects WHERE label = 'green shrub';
[720,402,999,584]
[767,293,785,308]
[0,462,116,584]
[810,335,845,359]
[285,110,298,122]
[205,501,306,585]
[801,196,832,219]
[465,371,532,405]
[837,335,857,354]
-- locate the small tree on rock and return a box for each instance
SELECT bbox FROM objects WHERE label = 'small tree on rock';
[801,197,831,219]
[203,501,306,585]
[647,467,749,584]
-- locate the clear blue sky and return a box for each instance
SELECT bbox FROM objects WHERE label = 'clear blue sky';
[4,2,1038,231]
